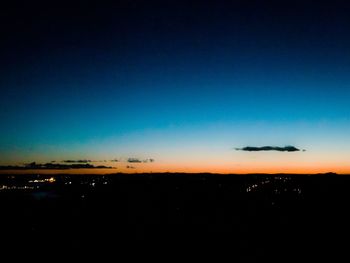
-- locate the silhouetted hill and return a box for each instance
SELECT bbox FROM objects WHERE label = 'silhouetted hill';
[0,172,349,260]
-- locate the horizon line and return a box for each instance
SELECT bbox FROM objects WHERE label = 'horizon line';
[0,171,346,176]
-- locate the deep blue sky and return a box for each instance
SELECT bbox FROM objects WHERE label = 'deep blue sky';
[1,1,350,172]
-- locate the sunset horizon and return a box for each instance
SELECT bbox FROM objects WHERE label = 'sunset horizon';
[2,1,350,258]
[2,1,350,176]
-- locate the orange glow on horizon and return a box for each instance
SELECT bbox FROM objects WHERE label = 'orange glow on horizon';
[0,163,349,175]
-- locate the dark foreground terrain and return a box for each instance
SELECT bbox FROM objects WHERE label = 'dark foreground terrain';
[1,173,349,261]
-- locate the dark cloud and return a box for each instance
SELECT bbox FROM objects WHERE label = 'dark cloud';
[127,158,155,163]
[236,146,301,152]
[62,160,91,163]
[110,159,119,162]
[126,165,135,169]
[127,158,142,163]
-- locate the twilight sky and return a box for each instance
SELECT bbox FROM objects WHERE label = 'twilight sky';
[1,1,350,173]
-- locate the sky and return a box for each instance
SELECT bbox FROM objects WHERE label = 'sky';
[1,0,350,174]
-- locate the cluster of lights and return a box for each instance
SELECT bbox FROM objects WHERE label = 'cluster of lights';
[245,177,302,196]
[28,177,56,183]
[246,184,259,192]
[0,185,35,190]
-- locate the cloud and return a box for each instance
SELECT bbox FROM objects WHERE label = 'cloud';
[127,158,155,163]
[127,158,142,163]
[62,160,91,163]
[143,158,155,163]
[235,146,301,152]
[110,159,119,162]
[126,165,135,169]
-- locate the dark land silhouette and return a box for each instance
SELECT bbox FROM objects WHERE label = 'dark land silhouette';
[1,172,349,260]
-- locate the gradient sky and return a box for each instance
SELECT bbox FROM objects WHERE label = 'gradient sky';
[1,1,350,173]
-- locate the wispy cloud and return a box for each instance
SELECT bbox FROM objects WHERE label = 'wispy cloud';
[127,158,155,163]
[235,146,302,152]
[127,158,142,163]
[62,160,91,163]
